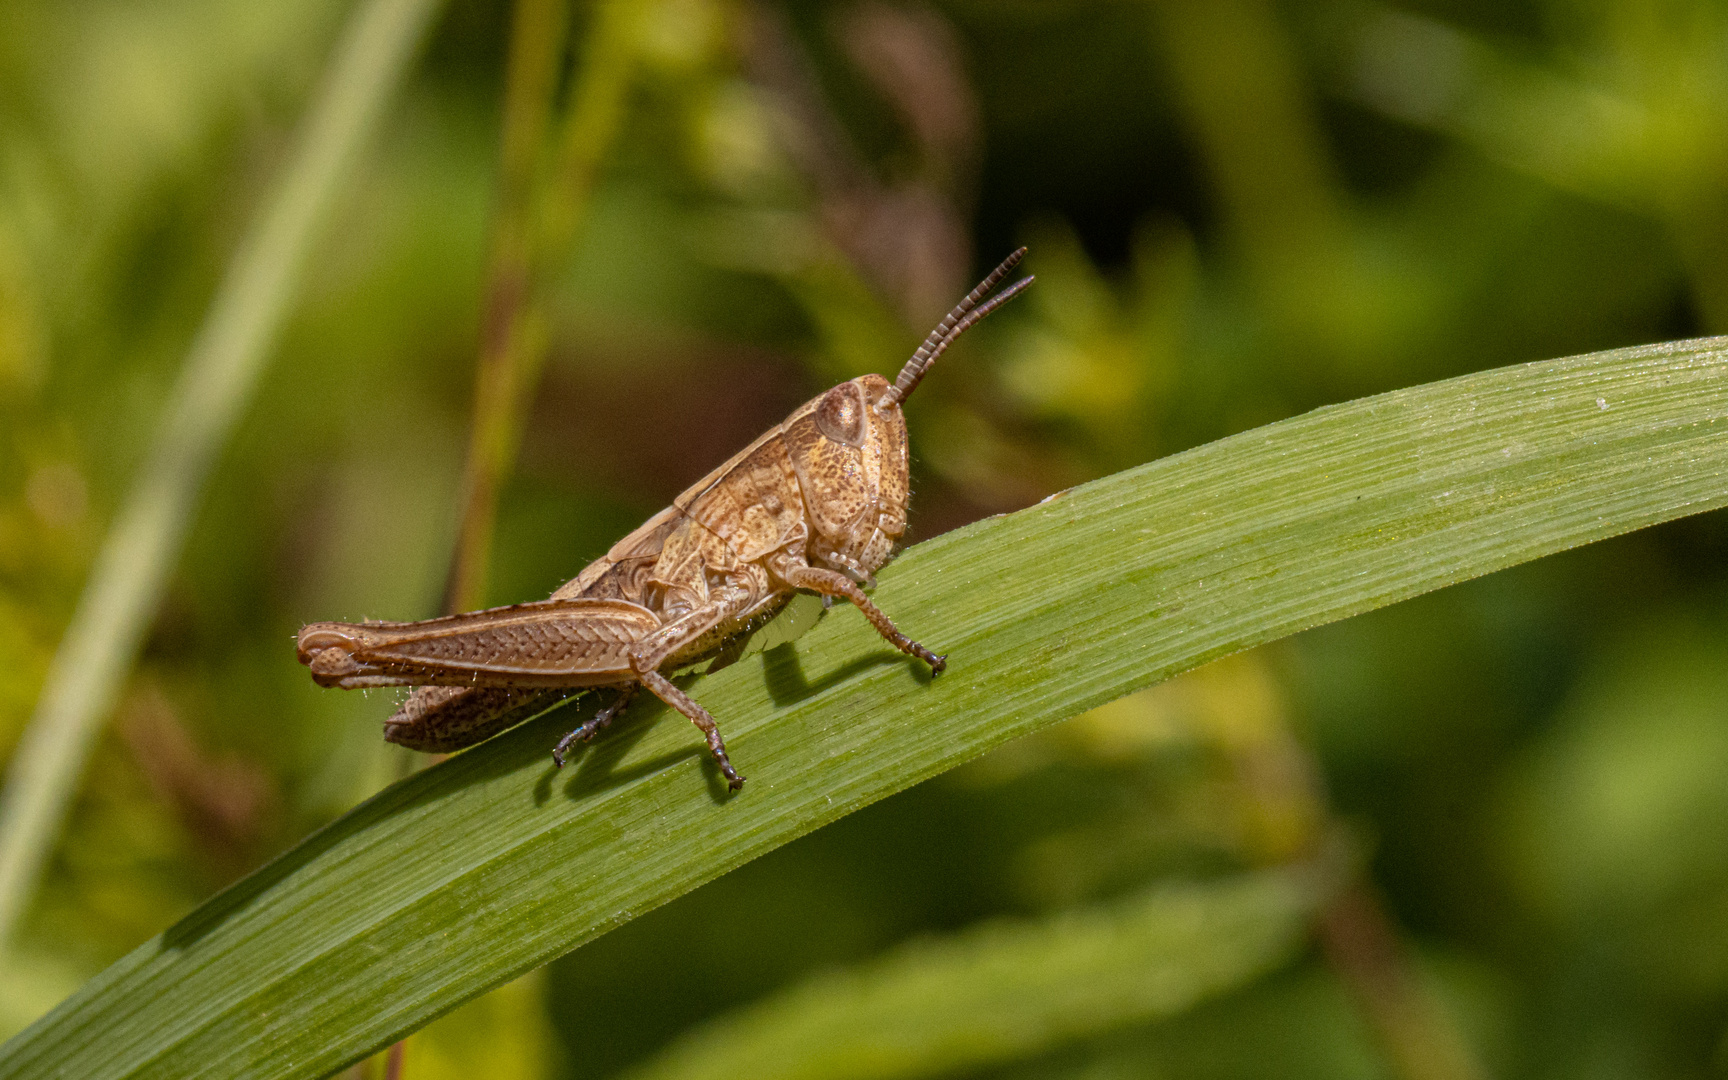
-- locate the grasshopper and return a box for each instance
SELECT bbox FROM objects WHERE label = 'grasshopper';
[296,249,1032,790]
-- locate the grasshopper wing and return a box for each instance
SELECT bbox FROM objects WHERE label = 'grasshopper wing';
[297,598,659,689]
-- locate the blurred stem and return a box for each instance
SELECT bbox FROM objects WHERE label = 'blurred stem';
[1318,881,1488,1080]
[1147,0,1347,291]
[616,867,1327,1080]
[442,0,570,615]
[541,0,647,252]
[1670,201,1728,334]
[414,2,576,1072]
[0,0,443,959]
[1207,655,1487,1080]
[443,0,643,613]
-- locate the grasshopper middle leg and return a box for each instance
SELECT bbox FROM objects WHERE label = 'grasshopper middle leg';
[552,684,639,766]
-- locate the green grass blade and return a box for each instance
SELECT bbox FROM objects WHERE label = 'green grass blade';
[5,337,1728,1079]
[619,868,1326,1080]
[0,0,445,957]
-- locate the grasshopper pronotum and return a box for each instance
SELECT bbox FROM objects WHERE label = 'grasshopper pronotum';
[296,249,1033,789]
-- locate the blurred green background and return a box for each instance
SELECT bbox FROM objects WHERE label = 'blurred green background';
[6,0,1728,1077]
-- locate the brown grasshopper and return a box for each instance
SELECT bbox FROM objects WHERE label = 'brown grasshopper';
[296,249,1032,790]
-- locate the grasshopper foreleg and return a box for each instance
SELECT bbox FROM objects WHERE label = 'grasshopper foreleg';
[781,564,946,674]
[552,684,638,766]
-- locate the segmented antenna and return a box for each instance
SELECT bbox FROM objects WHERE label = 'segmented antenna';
[876,247,1034,412]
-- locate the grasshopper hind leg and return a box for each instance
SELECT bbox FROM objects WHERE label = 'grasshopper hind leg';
[552,684,639,766]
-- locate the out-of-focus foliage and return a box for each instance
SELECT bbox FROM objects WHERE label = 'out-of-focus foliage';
[617,868,1325,1080]
[3,0,1728,1077]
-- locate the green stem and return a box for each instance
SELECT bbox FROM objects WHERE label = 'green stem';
[620,868,1330,1080]
[0,0,445,958]
[1206,660,1490,1080]
[1149,0,1346,284]
[539,0,647,254]
[442,0,572,616]
[442,0,644,613]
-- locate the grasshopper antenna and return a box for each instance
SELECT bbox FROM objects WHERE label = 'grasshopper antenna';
[876,247,1034,412]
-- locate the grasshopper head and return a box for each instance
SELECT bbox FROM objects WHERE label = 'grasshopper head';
[785,250,1032,580]
[783,373,907,578]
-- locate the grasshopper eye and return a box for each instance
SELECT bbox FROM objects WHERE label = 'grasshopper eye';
[815,384,866,446]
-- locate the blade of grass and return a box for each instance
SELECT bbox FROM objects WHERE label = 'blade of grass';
[5,337,1728,1079]
[0,0,447,960]
[619,866,1330,1080]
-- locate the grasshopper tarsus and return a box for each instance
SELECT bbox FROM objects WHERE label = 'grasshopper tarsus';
[897,638,947,675]
[551,738,576,768]
[551,686,637,766]
[298,252,1033,787]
